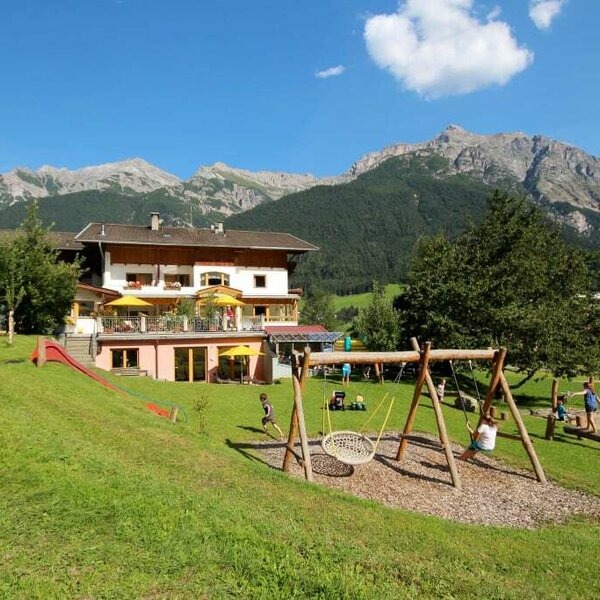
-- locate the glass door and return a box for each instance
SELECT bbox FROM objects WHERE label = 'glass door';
[174,347,207,382]
[174,348,190,382]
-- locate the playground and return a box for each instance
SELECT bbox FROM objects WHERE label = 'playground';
[259,435,600,528]
[3,335,600,597]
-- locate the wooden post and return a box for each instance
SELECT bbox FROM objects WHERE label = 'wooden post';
[498,372,546,483]
[396,341,431,461]
[500,412,508,421]
[410,338,461,489]
[36,336,46,368]
[284,349,313,481]
[544,414,556,441]
[551,379,559,412]
[283,353,306,473]
[489,406,497,419]
[480,348,506,417]
[169,406,179,423]
[576,415,583,428]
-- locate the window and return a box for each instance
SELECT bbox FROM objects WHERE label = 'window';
[77,301,95,317]
[254,306,267,317]
[126,273,152,286]
[201,272,230,286]
[165,273,191,287]
[254,275,266,288]
[111,349,139,369]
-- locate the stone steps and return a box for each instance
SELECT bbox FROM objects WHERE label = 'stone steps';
[63,335,95,368]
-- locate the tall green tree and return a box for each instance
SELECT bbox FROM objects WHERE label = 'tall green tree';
[8,202,81,335]
[402,191,600,379]
[353,281,401,351]
[300,289,338,331]
[0,239,26,345]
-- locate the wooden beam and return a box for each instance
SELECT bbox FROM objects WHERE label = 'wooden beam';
[283,354,304,472]
[288,350,313,481]
[308,348,497,366]
[551,379,559,412]
[564,426,600,443]
[480,348,506,417]
[544,415,556,441]
[36,336,46,368]
[410,338,461,489]
[498,372,547,483]
[396,341,431,461]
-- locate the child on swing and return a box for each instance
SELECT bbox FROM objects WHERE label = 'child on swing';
[458,414,498,461]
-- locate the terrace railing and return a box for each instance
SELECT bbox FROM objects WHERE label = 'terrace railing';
[97,315,263,334]
[240,316,265,331]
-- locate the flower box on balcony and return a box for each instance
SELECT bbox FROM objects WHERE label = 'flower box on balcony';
[164,282,182,290]
[125,281,142,290]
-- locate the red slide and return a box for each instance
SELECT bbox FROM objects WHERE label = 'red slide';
[31,340,124,395]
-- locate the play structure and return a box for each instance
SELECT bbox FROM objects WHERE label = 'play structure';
[31,338,184,422]
[31,339,123,394]
[282,338,546,490]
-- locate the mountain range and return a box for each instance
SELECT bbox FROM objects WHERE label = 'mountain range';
[1,125,599,235]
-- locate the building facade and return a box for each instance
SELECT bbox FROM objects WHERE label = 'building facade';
[63,213,324,383]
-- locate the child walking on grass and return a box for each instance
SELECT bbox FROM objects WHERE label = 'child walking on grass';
[260,393,285,441]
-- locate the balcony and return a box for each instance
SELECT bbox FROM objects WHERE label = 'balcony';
[97,315,265,335]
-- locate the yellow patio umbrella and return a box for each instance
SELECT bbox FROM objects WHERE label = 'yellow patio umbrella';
[200,294,245,307]
[105,296,153,308]
[219,345,264,382]
[105,295,153,316]
[219,345,264,357]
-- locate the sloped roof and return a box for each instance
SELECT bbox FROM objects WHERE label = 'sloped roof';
[76,223,318,253]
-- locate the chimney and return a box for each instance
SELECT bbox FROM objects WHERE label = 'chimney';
[100,223,106,237]
[215,221,224,235]
[150,212,160,231]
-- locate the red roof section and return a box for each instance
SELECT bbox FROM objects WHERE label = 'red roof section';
[265,325,329,334]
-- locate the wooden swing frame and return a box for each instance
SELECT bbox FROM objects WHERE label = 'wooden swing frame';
[282,338,546,489]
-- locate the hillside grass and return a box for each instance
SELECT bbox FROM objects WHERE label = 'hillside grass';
[333,283,404,312]
[1,335,600,598]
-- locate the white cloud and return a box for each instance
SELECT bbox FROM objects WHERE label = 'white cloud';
[364,0,533,99]
[529,0,566,30]
[315,65,346,79]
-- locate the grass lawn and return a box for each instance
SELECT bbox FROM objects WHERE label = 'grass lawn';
[1,335,599,598]
[333,283,404,312]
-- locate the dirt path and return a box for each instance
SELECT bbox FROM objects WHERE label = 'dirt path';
[256,432,600,528]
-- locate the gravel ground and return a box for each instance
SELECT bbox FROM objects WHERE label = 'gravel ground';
[256,432,600,528]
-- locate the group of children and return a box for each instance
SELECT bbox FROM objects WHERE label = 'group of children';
[256,379,599,460]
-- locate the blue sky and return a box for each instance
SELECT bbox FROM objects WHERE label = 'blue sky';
[0,0,597,178]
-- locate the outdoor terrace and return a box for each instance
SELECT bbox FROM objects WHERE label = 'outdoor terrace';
[97,315,265,335]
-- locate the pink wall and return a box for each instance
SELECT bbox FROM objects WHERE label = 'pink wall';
[96,336,266,382]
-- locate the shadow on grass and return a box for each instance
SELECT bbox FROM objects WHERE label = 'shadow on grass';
[3,359,25,364]
[530,431,600,452]
[236,425,265,434]
[225,438,274,468]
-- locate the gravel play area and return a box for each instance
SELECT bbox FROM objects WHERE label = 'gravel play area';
[256,433,600,528]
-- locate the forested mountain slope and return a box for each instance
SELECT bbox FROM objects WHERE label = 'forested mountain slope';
[227,155,506,294]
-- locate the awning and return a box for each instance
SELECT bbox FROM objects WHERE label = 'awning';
[268,331,343,344]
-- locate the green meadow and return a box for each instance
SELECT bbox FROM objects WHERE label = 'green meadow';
[1,335,599,598]
[333,284,404,312]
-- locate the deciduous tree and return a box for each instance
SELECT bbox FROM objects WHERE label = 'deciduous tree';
[3,203,81,336]
[300,289,338,331]
[401,192,600,380]
[353,281,401,351]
